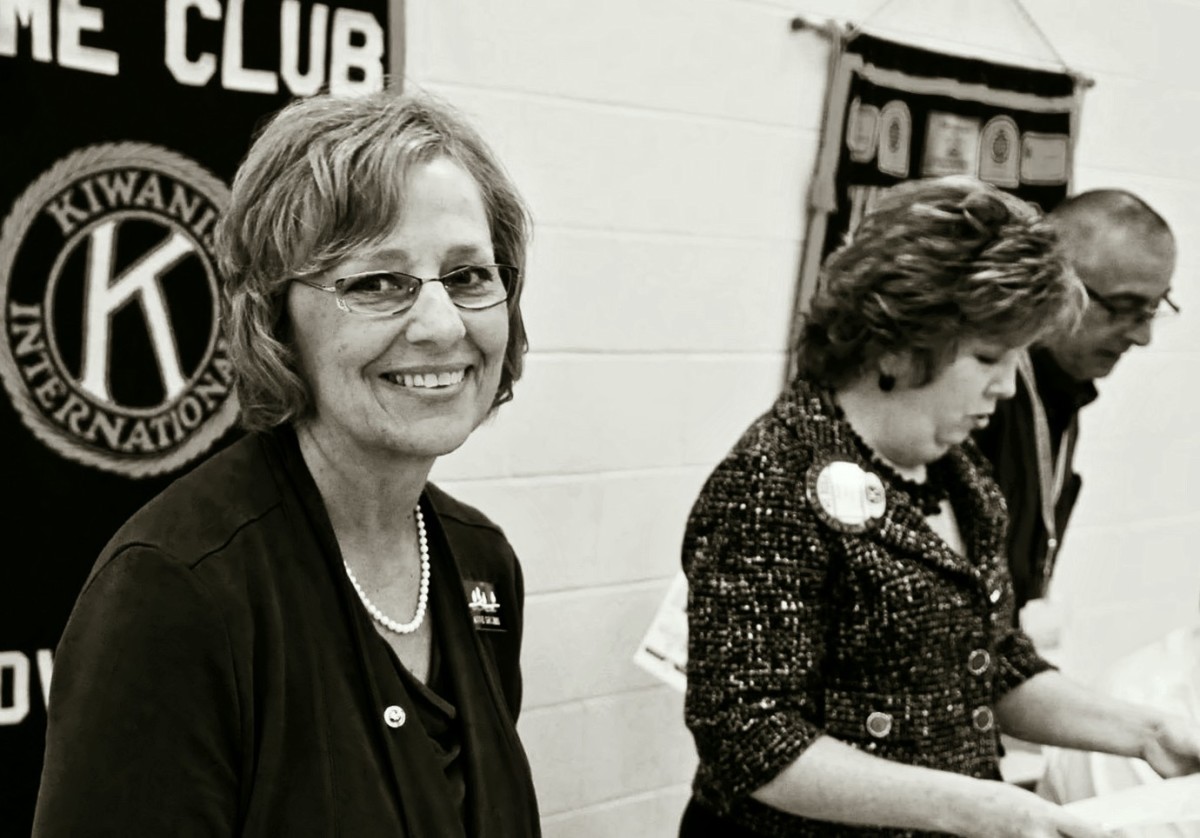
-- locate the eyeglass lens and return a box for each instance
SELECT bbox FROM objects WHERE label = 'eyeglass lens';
[1088,288,1177,323]
[339,266,509,315]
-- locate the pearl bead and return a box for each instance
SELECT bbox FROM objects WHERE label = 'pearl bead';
[344,505,430,635]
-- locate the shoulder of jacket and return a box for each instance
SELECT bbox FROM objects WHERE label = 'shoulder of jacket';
[719,385,831,475]
[425,483,508,538]
[100,434,281,569]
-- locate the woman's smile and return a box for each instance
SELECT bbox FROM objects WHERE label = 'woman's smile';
[381,365,470,391]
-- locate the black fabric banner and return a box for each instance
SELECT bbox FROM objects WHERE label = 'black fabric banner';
[0,2,388,831]
[790,33,1083,374]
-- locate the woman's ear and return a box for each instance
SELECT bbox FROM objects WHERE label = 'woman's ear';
[876,350,915,391]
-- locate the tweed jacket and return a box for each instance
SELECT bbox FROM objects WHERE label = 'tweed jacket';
[34,428,540,838]
[682,378,1053,838]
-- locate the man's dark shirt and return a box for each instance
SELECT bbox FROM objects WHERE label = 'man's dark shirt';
[975,348,1098,615]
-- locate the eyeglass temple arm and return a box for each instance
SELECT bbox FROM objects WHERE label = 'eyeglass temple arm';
[295,279,338,294]
[295,279,351,312]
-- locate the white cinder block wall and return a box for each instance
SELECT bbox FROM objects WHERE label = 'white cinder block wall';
[405,0,1200,834]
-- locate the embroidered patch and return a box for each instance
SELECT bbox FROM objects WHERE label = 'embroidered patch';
[846,97,880,164]
[877,100,912,178]
[806,458,887,533]
[1020,132,1069,185]
[978,115,1020,188]
[0,143,238,476]
[463,580,505,632]
[921,111,981,177]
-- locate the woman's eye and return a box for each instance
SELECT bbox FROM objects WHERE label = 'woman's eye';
[344,273,403,294]
[443,266,492,287]
[975,354,1001,366]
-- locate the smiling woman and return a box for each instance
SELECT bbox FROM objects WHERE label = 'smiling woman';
[33,90,542,838]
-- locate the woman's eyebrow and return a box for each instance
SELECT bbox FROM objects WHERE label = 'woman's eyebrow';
[442,243,494,263]
[345,247,414,271]
[357,244,493,268]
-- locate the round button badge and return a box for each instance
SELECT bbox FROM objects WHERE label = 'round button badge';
[383,705,407,729]
[806,459,887,533]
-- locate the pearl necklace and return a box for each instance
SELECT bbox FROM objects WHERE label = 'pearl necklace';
[343,505,430,634]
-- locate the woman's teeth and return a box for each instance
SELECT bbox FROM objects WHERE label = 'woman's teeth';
[391,369,465,389]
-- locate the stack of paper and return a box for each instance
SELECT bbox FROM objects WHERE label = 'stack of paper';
[1063,774,1200,832]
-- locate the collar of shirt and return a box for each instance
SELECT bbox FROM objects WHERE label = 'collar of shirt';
[1030,347,1098,438]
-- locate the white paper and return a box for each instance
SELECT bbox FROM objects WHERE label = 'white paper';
[1064,774,1200,830]
[632,571,689,693]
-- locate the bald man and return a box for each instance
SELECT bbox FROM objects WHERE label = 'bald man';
[975,189,1178,627]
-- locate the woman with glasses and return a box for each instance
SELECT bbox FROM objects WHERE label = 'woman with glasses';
[34,91,541,838]
[678,177,1200,838]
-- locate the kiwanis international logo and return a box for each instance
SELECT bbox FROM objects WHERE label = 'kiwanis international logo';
[0,143,239,477]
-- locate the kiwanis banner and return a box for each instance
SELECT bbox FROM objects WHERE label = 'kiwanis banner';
[0,1,388,829]
[790,32,1084,370]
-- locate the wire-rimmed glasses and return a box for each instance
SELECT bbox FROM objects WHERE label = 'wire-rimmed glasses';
[1083,285,1180,327]
[295,264,517,317]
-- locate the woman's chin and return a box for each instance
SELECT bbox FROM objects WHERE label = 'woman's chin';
[388,429,476,460]
[934,428,971,451]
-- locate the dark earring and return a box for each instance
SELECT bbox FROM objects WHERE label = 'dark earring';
[878,373,895,392]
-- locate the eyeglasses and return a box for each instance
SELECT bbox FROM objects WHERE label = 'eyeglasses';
[295,264,516,318]
[1083,285,1180,326]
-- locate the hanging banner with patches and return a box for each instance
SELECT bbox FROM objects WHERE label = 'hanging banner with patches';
[0,1,389,830]
[789,32,1085,376]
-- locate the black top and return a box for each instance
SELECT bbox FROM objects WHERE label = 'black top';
[33,426,541,837]
[390,519,467,827]
[975,348,1097,612]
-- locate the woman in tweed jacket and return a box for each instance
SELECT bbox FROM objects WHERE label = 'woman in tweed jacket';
[680,178,1200,838]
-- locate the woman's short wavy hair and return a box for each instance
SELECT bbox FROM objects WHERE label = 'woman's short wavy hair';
[215,89,532,432]
[796,176,1085,388]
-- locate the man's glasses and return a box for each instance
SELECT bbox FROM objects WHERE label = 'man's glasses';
[295,264,516,318]
[1083,285,1180,326]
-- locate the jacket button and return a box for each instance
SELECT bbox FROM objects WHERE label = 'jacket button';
[383,705,407,728]
[967,649,991,675]
[865,711,893,738]
[972,706,994,732]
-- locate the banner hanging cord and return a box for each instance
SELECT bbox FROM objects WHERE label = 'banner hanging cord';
[1007,0,1073,75]
[846,0,903,40]
[791,0,1093,88]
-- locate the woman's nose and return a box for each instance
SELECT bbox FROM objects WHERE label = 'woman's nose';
[403,281,467,345]
[989,355,1020,400]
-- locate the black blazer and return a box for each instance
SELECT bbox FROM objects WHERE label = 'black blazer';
[33,428,540,838]
[682,379,1052,837]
